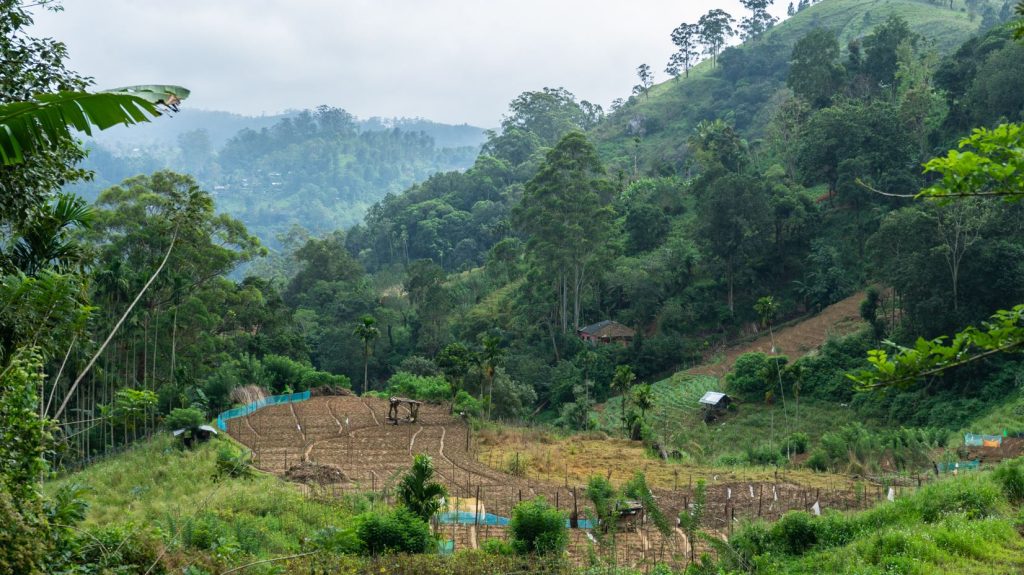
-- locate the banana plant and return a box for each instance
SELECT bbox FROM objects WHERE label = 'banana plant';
[0,85,190,165]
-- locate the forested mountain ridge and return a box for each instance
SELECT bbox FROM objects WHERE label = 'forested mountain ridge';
[86,108,487,152]
[5,0,1024,572]
[73,108,486,248]
[594,0,1010,177]
[338,0,1024,429]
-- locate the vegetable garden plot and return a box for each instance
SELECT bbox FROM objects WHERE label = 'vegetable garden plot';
[291,400,340,439]
[226,397,872,571]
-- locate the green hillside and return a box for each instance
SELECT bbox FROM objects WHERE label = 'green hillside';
[768,0,990,51]
[591,0,1002,175]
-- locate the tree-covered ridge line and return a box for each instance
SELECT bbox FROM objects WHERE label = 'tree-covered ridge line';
[332,1,1024,436]
[71,106,486,250]
[2,0,1024,572]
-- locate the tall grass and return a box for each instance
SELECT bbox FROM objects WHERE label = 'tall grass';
[716,464,1024,574]
[46,435,360,561]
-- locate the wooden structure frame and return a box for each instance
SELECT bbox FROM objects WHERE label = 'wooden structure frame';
[387,396,422,424]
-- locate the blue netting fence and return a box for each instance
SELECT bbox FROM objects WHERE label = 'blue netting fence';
[436,510,595,529]
[937,460,980,473]
[216,390,311,431]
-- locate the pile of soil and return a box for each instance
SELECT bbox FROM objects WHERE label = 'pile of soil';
[309,385,353,397]
[966,437,1024,465]
[284,461,348,484]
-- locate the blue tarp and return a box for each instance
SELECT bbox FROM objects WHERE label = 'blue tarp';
[436,510,595,529]
[964,433,1002,447]
[216,390,311,431]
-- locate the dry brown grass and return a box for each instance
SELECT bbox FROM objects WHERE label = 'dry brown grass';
[477,426,861,492]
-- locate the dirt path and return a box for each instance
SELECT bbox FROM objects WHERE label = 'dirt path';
[686,292,865,379]
[362,399,381,426]
[289,403,306,443]
[410,426,423,452]
[244,414,260,438]
[326,398,344,434]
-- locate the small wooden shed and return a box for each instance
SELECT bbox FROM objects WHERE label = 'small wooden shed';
[577,320,635,347]
[698,391,732,422]
[387,396,422,424]
[172,424,218,448]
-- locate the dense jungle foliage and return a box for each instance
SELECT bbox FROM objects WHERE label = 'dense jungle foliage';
[3,0,1024,573]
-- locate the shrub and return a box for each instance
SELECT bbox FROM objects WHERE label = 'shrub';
[724,521,772,567]
[480,537,514,555]
[356,507,434,555]
[261,354,308,393]
[77,523,165,573]
[771,511,817,555]
[993,457,1024,504]
[746,444,784,466]
[715,452,748,467]
[310,526,361,554]
[781,432,809,456]
[181,511,231,550]
[299,370,351,390]
[0,485,48,575]
[805,449,829,471]
[585,475,618,532]
[726,352,768,398]
[812,511,858,548]
[508,497,568,555]
[163,407,206,431]
[215,444,254,479]
[387,372,451,403]
[726,352,787,400]
[453,389,483,417]
[916,475,1004,522]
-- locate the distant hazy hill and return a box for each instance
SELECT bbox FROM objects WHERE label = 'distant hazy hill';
[88,109,289,151]
[74,108,486,247]
[88,108,488,152]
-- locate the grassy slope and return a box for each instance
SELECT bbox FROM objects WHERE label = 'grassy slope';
[47,435,356,561]
[591,0,990,171]
[964,389,1024,436]
[593,372,864,463]
[730,469,1024,574]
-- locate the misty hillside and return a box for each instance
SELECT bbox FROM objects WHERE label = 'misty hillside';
[74,108,487,246]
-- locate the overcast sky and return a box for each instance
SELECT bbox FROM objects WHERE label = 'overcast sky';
[31,1,788,127]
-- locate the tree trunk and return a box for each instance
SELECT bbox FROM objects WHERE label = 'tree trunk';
[727,265,735,314]
[362,345,369,395]
[170,305,178,385]
[55,231,178,422]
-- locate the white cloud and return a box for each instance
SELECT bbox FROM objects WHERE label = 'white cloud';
[32,0,786,126]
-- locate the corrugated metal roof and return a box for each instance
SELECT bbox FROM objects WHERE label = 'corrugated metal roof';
[578,320,635,338]
[699,391,728,405]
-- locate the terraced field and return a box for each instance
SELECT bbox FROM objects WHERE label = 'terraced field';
[594,374,718,434]
[226,395,868,568]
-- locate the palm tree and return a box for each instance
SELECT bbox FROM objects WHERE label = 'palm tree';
[754,295,779,352]
[478,335,504,420]
[632,384,654,423]
[397,454,448,521]
[354,315,380,395]
[7,193,93,275]
[610,365,636,437]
